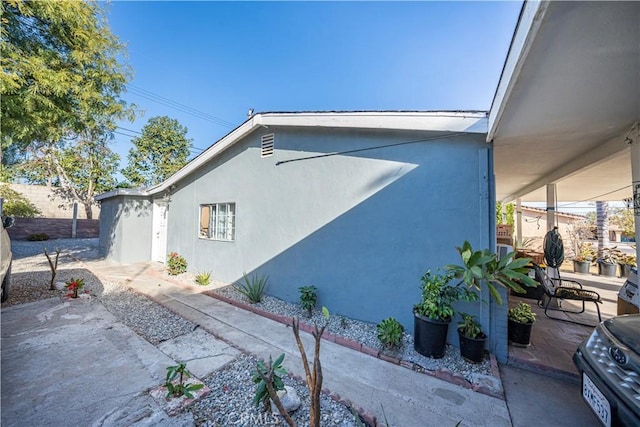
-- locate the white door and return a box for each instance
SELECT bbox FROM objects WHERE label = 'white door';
[152,201,168,263]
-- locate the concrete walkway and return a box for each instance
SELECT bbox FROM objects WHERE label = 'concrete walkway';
[78,256,511,427]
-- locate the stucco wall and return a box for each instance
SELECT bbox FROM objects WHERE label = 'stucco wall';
[98,195,152,263]
[163,126,497,351]
[518,207,584,254]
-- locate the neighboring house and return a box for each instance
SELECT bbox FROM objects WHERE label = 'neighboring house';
[96,111,513,359]
[518,205,586,254]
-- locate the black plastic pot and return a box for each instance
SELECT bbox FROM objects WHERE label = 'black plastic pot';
[458,329,487,363]
[508,319,533,347]
[573,260,590,275]
[598,262,617,277]
[413,312,449,359]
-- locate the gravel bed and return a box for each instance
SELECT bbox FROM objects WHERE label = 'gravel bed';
[6,238,196,344]
[214,285,492,383]
[189,354,361,427]
[6,239,492,423]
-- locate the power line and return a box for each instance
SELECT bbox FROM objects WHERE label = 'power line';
[126,84,236,129]
[116,126,142,135]
[275,132,467,166]
[558,185,632,208]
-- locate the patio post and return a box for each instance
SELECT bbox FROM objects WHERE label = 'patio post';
[631,131,640,266]
[546,184,556,232]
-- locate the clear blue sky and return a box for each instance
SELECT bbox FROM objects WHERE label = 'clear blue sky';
[105,1,523,165]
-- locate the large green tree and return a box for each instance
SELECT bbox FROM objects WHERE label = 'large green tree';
[18,132,119,219]
[610,207,635,239]
[122,116,192,188]
[0,0,135,151]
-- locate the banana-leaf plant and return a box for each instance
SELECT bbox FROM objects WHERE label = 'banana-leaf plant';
[445,240,537,305]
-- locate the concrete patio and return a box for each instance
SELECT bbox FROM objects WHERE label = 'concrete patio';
[507,267,633,380]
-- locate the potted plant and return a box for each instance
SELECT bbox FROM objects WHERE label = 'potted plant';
[457,313,487,363]
[446,241,537,305]
[619,254,636,278]
[413,269,477,359]
[573,243,595,274]
[597,247,622,277]
[508,302,536,347]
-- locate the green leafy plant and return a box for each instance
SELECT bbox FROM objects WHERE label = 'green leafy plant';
[508,302,536,324]
[598,247,624,265]
[458,313,484,339]
[414,269,478,321]
[65,277,85,298]
[164,363,204,399]
[166,252,187,275]
[622,254,637,267]
[27,233,49,241]
[574,243,596,262]
[234,272,268,303]
[299,285,318,317]
[376,317,404,349]
[252,353,287,413]
[195,271,211,286]
[446,240,537,305]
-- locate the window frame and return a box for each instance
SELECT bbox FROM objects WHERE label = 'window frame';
[199,202,236,242]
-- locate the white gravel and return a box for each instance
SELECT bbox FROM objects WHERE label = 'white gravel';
[214,285,493,383]
[190,354,361,427]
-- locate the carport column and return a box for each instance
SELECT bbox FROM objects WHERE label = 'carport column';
[631,135,640,266]
[546,184,556,231]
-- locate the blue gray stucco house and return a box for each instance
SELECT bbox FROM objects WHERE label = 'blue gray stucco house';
[96,111,511,360]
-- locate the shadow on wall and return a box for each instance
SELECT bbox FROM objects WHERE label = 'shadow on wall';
[229,161,486,336]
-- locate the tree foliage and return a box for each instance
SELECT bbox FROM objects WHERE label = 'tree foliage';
[0,0,135,148]
[610,207,635,238]
[122,116,192,188]
[18,134,120,219]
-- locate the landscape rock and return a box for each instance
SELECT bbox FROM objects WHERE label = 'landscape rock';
[271,385,301,414]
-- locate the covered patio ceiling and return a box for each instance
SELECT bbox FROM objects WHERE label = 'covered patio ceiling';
[489,1,639,203]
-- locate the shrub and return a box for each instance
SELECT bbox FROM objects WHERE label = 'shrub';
[458,313,484,339]
[508,302,536,324]
[234,272,268,303]
[195,271,211,286]
[0,184,41,217]
[252,354,287,412]
[376,317,404,348]
[165,362,204,399]
[27,233,49,241]
[166,252,187,275]
[298,285,317,317]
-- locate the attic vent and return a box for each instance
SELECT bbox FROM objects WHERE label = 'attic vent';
[261,133,274,157]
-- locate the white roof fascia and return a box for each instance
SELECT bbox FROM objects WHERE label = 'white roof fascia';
[146,115,263,196]
[258,111,488,134]
[487,0,549,142]
[146,111,488,196]
[94,188,148,201]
